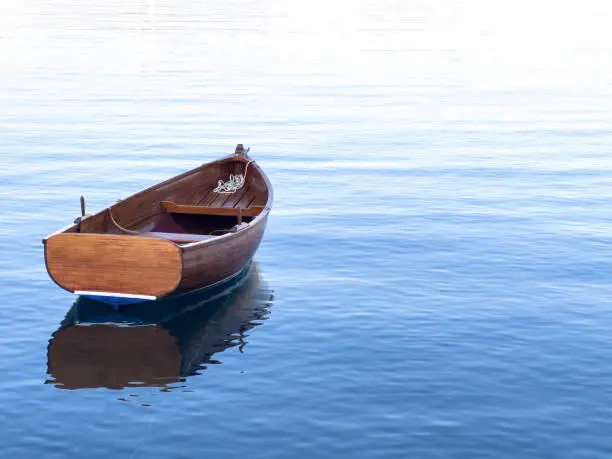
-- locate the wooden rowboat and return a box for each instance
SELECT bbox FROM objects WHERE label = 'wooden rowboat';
[43,144,272,305]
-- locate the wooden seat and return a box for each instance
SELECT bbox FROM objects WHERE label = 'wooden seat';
[161,201,262,217]
[161,201,264,224]
[140,232,215,244]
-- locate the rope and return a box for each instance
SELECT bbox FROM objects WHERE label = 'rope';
[107,208,139,235]
[214,160,253,193]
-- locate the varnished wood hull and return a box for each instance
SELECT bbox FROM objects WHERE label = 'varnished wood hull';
[178,213,268,293]
[45,233,183,297]
[43,148,272,302]
[44,224,266,300]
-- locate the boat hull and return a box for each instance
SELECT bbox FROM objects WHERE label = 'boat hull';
[80,259,255,307]
[44,218,266,303]
[177,213,268,293]
[43,150,273,301]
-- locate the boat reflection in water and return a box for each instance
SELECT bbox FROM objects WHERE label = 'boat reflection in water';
[46,262,273,390]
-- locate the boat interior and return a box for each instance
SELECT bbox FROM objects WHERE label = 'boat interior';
[65,155,270,246]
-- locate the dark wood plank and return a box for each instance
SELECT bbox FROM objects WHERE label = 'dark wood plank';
[207,189,233,208]
[224,185,250,208]
[187,185,212,206]
[235,189,255,209]
[195,186,216,206]
[160,201,262,217]
[178,214,269,293]
[141,232,216,244]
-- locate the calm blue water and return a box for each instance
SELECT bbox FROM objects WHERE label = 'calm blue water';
[2,0,612,457]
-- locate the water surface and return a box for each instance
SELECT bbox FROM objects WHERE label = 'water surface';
[1,0,612,457]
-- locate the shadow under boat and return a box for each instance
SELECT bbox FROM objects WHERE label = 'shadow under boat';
[46,262,274,390]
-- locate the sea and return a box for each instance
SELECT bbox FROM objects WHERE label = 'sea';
[1,0,612,457]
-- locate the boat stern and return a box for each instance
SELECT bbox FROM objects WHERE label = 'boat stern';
[44,233,182,299]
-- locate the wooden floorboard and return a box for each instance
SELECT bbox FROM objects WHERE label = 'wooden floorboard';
[225,186,249,208]
[235,190,254,208]
[198,188,218,206]
[192,186,214,206]
[208,190,230,208]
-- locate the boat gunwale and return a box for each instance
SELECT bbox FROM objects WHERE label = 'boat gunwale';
[42,153,270,241]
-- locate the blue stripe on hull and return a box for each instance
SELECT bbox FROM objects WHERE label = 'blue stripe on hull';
[79,295,150,307]
[78,261,253,308]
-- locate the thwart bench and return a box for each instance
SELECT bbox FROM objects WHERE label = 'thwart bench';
[160,201,263,222]
[136,202,264,244]
[108,201,264,244]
